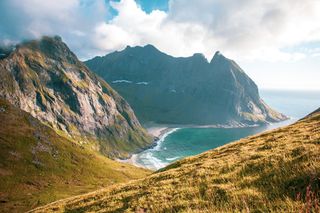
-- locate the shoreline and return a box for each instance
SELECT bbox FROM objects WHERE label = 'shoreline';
[117,126,178,170]
[143,118,295,133]
[147,126,175,139]
[117,154,143,168]
[118,119,294,169]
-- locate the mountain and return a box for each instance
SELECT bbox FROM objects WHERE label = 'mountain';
[0,36,153,159]
[32,108,320,212]
[0,99,151,212]
[85,46,287,126]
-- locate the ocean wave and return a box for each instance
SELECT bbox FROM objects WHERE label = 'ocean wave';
[165,156,180,161]
[134,128,181,170]
[136,152,168,170]
[153,128,180,151]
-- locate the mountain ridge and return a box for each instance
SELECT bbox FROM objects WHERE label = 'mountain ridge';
[85,45,287,125]
[0,36,153,159]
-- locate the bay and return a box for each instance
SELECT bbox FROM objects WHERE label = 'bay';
[135,89,320,170]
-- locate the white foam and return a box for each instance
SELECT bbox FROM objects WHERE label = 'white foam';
[166,156,180,161]
[134,128,181,170]
[138,152,168,170]
[153,128,180,151]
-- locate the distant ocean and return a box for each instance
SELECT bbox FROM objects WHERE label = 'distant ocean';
[135,89,320,170]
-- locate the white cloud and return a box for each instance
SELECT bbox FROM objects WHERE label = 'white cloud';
[0,0,108,58]
[91,0,320,62]
[0,0,319,90]
[1,0,320,63]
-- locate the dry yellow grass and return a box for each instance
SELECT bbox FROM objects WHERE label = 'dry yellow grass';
[31,109,320,213]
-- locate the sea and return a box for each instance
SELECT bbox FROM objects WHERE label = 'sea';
[134,89,320,170]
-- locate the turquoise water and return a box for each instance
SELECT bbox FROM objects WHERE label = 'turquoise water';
[136,90,320,170]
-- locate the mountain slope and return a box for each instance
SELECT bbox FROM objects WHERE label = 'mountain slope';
[85,46,287,126]
[0,99,151,212]
[32,108,320,212]
[0,36,152,158]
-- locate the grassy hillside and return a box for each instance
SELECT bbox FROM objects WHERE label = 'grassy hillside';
[0,99,151,212]
[32,108,320,212]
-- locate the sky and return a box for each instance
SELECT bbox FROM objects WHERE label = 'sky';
[0,0,319,90]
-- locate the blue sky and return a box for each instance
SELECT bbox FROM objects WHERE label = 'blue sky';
[0,0,320,90]
[107,0,169,17]
[133,0,168,13]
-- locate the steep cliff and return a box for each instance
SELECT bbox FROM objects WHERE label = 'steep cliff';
[0,36,152,158]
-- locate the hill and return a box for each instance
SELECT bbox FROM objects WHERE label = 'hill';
[32,108,320,212]
[0,36,152,159]
[0,99,151,212]
[85,46,287,126]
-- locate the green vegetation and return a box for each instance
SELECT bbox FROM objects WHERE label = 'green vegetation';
[0,36,153,159]
[32,108,320,212]
[0,99,151,212]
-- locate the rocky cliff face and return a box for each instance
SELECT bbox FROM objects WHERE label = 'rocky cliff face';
[0,36,152,158]
[85,45,287,126]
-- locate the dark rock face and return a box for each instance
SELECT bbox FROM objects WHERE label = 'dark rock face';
[85,45,287,126]
[0,36,152,158]
[0,44,15,59]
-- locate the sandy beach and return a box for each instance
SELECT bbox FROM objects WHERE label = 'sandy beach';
[117,154,143,168]
[147,126,173,138]
[117,126,176,169]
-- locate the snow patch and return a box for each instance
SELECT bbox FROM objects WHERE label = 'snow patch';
[136,81,149,85]
[112,80,132,84]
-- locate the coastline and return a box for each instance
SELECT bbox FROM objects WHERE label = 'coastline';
[118,119,295,170]
[117,126,177,170]
[147,126,175,138]
[117,154,143,168]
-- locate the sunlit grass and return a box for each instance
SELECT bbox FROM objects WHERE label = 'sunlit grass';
[0,99,151,212]
[32,109,320,212]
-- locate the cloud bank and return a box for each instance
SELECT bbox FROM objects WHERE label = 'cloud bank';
[0,0,108,58]
[1,0,320,62]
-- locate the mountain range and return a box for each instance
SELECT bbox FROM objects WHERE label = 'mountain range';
[85,45,287,126]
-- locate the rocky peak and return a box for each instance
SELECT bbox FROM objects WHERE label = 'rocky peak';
[143,44,158,50]
[191,53,207,63]
[0,44,15,59]
[210,51,231,65]
[0,36,152,158]
[122,44,165,59]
